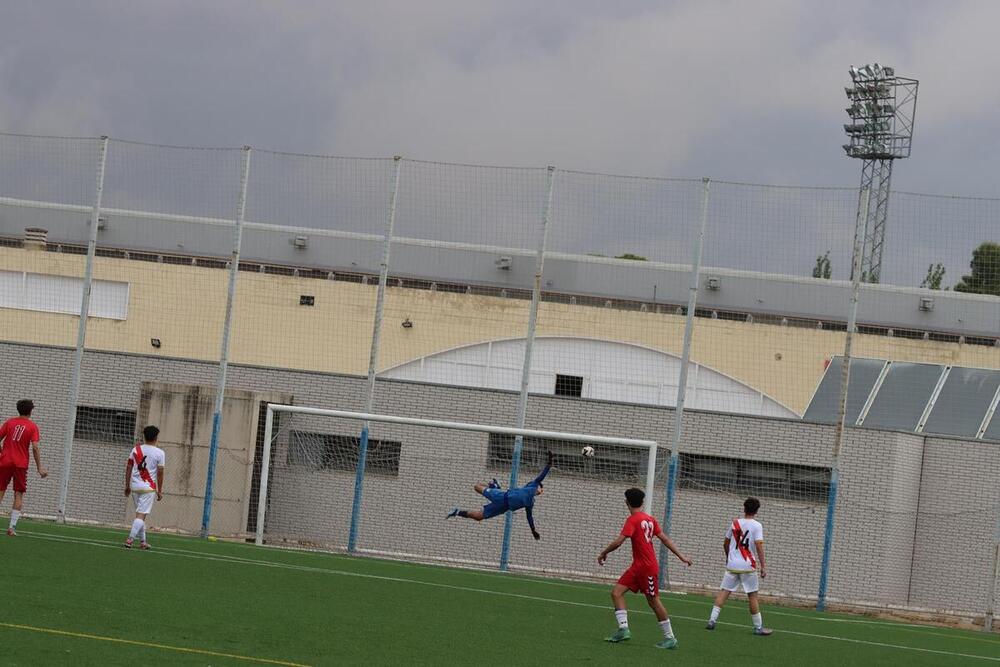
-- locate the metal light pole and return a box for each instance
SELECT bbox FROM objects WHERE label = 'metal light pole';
[842,64,918,284]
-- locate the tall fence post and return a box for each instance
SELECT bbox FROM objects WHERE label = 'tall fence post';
[817,186,870,610]
[56,135,109,523]
[499,165,556,572]
[348,156,403,554]
[659,176,711,588]
[200,146,252,538]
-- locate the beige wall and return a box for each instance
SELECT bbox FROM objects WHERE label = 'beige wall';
[2,246,997,414]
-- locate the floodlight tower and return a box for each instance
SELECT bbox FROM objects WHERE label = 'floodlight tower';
[843,64,919,283]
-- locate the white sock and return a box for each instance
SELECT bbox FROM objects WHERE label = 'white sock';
[138,524,147,543]
[709,606,722,623]
[128,518,144,540]
[9,510,20,529]
[614,609,628,629]
[752,612,763,629]
[659,619,674,639]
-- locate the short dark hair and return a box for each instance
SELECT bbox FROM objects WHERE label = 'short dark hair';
[143,425,160,443]
[16,399,33,416]
[625,487,645,509]
[744,497,761,515]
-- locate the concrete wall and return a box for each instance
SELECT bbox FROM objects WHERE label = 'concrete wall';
[910,437,1000,614]
[2,246,998,414]
[1,340,996,617]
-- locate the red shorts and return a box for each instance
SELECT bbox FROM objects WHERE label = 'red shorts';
[618,563,659,597]
[0,466,27,493]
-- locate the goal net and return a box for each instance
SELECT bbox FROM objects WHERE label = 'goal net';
[254,405,660,579]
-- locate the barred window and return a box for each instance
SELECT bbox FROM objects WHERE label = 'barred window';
[554,374,584,397]
[679,453,829,503]
[487,433,647,484]
[74,406,137,444]
[287,431,401,477]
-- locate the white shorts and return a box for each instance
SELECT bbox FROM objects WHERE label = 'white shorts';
[721,571,759,593]
[132,490,156,515]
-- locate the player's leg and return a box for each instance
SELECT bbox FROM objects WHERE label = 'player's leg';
[126,492,153,548]
[644,573,677,649]
[745,577,771,635]
[0,465,12,526]
[473,483,487,495]
[605,583,632,642]
[6,471,27,536]
[708,575,737,629]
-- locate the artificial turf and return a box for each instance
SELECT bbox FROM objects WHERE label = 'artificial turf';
[2,519,998,665]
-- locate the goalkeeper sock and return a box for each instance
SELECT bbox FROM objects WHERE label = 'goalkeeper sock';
[659,619,674,639]
[458,511,469,518]
[709,606,721,623]
[751,612,763,629]
[129,518,144,540]
[614,610,628,629]
[9,510,20,530]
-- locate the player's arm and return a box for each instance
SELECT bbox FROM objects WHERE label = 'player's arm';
[597,535,627,565]
[656,530,692,566]
[529,451,556,487]
[526,507,540,540]
[722,537,731,560]
[156,465,164,501]
[124,459,133,497]
[756,540,767,578]
[31,440,47,478]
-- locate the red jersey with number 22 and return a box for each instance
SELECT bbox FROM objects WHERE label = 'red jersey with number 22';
[622,511,660,570]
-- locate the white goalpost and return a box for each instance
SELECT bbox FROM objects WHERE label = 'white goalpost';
[255,404,660,577]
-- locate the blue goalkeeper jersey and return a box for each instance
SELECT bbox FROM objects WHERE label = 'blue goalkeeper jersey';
[505,464,551,532]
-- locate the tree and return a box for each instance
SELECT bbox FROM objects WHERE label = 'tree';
[920,263,946,290]
[953,242,1000,296]
[812,251,832,279]
[615,253,648,261]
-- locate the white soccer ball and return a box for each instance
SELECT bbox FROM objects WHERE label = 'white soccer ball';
[581,446,595,458]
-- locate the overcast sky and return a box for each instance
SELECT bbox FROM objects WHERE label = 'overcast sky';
[3,0,999,193]
[1,1,998,287]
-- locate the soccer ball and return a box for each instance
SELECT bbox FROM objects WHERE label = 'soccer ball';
[581,446,595,458]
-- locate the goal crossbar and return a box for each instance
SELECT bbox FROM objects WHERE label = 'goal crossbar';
[256,404,660,546]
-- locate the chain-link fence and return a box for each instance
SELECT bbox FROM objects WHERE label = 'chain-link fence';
[0,131,997,627]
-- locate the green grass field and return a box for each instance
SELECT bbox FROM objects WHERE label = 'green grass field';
[3,520,998,666]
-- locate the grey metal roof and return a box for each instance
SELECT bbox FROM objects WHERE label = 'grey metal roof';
[803,356,1000,441]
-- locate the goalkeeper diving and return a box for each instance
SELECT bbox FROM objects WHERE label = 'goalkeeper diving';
[447,450,553,540]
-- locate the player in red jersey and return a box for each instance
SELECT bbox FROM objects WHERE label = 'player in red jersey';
[598,487,692,649]
[0,400,47,536]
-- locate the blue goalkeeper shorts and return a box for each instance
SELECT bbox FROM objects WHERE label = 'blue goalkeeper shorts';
[481,488,509,519]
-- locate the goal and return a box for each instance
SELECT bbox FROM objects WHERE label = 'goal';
[253,405,661,579]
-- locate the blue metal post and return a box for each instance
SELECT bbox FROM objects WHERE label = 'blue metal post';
[347,425,370,552]
[816,469,839,611]
[658,453,680,589]
[498,435,524,571]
